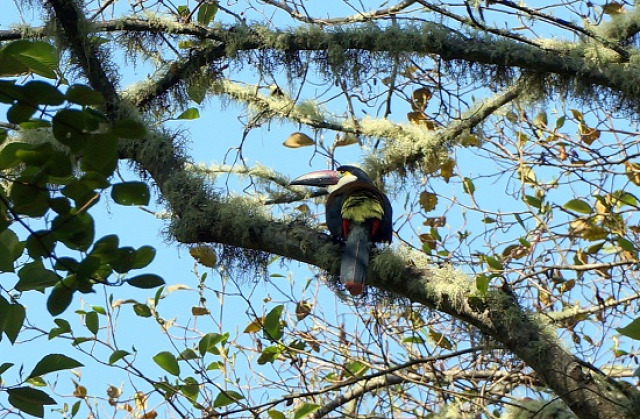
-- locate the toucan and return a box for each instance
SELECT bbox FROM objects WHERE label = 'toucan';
[290,165,392,295]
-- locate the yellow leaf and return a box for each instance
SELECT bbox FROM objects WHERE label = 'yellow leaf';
[419,191,438,212]
[625,162,640,185]
[603,2,625,15]
[73,384,87,398]
[423,216,446,227]
[411,87,432,111]
[440,158,455,182]
[283,132,314,148]
[517,164,536,184]
[189,245,217,267]
[334,133,359,147]
[560,279,576,293]
[244,317,264,333]
[295,204,310,213]
[295,300,313,321]
[570,108,584,122]
[533,111,548,128]
[579,123,600,145]
[407,112,438,130]
[192,306,210,316]
[460,133,481,147]
[418,233,437,249]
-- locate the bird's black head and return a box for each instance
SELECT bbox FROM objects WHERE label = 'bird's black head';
[335,165,373,183]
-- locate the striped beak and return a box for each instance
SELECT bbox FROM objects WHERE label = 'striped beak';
[290,170,339,187]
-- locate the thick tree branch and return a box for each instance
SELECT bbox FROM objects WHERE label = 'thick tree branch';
[46,2,638,418]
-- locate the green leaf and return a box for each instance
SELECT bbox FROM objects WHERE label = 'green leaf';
[16,260,61,291]
[132,246,156,269]
[52,212,95,251]
[28,353,84,379]
[268,411,286,419]
[61,180,98,209]
[7,387,56,418]
[294,403,320,419]
[524,195,541,209]
[111,182,150,206]
[133,303,153,317]
[263,304,284,341]
[65,84,104,106]
[257,345,281,365]
[153,351,180,376]
[10,182,50,217]
[48,318,71,339]
[108,350,131,364]
[8,102,38,124]
[85,311,99,335]
[2,40,59,79]
[617,318,640,340]
[71,400,81,417]
[176,107,200,120]
[47,277,76,316]
[402,336,426,344]
[52,109,88,152]
[198,332,228,356]
[462,177,475,195]
[111,119,147,139]
[0,362,14,376]
[563,198,592,214]
[0,79,23,103]
[0,229,22,272]
[127,274,165,289]
[483,255,503,271]
[617,237,636,252]
[2,303,25,344]
[23,81,64,106]
[213,390,244,408]
[475,274,490,297]
[197,0,218,25]
[178,348,199,361]
[180,377,200,402]
[79,133,118,175]
[344,360,368,378]
[25,230,56,258]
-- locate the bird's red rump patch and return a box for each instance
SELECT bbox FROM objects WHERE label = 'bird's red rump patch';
[342,219,350,237]
[345,282,364,296]
[370,219,381,239]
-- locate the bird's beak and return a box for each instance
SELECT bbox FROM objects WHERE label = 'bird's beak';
[290,170,339,187]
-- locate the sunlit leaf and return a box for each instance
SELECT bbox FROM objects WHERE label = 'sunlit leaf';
[65,84,105,106]
[28,354,83,379]
[213,390,244,408]
[563,199,592,214]
[108,350,131,364]
[264,304,284,341]
[618,318,640,340]
[293,403,320,419]
[127,274,165,289]
[111,182,150,206]
[7,387,56,418]
[176,107,200,120]
[197,0,219,25]
[283,132,314,148]
[189,245,217,267]
[153,351,180,376]
[411,87,432,111]
[419,191,438,212]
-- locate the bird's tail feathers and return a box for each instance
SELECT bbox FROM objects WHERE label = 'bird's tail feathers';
[341,224,369,296]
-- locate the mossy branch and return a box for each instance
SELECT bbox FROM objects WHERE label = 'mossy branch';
[46,3,639,417]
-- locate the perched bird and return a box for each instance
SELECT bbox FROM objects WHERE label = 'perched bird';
[290,165,392,295]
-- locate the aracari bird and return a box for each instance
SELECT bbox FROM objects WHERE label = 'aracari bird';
[290,165,392,295]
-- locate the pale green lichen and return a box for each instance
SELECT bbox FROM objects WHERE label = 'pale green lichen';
[504,398,575,419]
